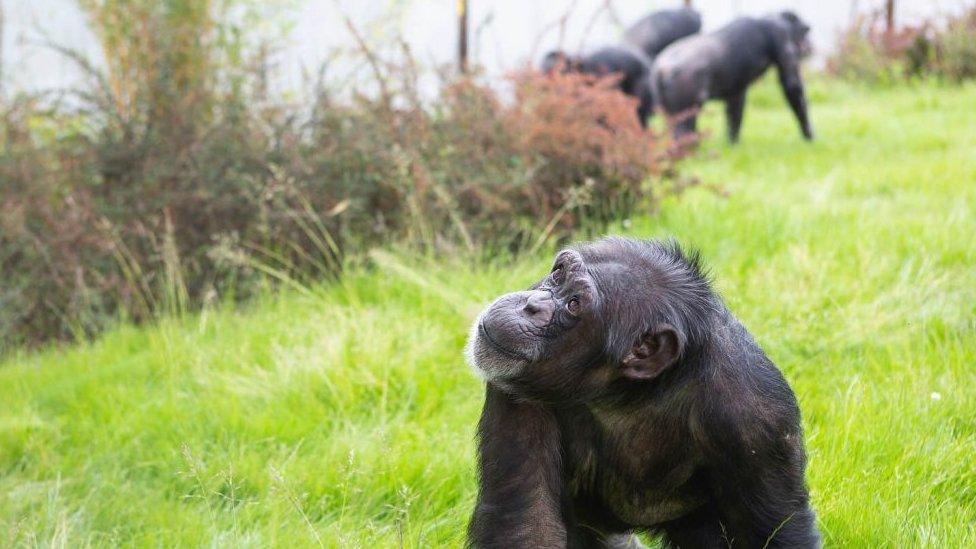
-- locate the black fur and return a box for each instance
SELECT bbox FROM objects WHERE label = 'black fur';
[624,8,702,59]
[466,238,820,548]
[651,12,814,143]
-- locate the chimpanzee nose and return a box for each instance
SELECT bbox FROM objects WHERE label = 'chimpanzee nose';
[522,290,555,325]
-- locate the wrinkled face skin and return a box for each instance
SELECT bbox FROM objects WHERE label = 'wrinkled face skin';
[780,11,813,58]
[466,249,623,403]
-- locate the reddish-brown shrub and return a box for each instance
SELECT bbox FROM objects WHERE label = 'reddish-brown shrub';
[429,69,672,249]
[508,69,660,185]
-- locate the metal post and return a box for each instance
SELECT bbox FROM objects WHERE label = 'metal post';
[458,0,469,73]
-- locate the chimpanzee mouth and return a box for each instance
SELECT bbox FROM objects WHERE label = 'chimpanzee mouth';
[478,324,531,362]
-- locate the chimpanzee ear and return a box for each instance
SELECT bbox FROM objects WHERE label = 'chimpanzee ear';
[621,324,682,381]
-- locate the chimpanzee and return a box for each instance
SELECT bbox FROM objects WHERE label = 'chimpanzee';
[624,7,702,59]
[465,238,820,548]
[541,47,655,127]
[651,11,814,143]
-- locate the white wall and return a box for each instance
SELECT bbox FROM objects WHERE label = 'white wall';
[2,0,971,94]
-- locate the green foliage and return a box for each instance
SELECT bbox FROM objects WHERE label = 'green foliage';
[76,0,217,122]
[939,8,976,82]
[828,6,976,84]
[1,79,975,546]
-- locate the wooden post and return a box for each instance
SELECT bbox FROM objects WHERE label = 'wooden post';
[683,0,692,7]
[0,0,5,100]
[458,0,469,73]
[885,0,895,32]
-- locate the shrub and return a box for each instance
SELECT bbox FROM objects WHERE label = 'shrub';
[0,8,678,350]
[827,5,976,83]
[937,7,976,81]
[425,69,669,250]
[826,10,932,83]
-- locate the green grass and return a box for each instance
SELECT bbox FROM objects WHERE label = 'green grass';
[2,77,976,547]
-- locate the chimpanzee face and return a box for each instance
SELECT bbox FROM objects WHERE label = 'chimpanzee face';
[466,249,606,400]
[779,11,813,58]
[466,240,686,403]
[540,50,580,74]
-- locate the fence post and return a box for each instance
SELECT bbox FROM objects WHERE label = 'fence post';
[0,0,5,100]
[458,0,469,73]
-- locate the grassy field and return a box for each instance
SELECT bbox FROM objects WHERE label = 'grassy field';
[2,78,975,547]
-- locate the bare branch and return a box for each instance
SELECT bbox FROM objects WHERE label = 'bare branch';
[529,0,580,62]
[329,0,392,111]
[577,0,617,53]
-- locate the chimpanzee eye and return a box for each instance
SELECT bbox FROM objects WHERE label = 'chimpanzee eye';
[567,296,581,316]
[551,265,565,285]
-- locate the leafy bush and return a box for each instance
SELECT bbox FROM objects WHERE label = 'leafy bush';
[828,5,976,83]
[938,7,976,81]
[0,6,677,350]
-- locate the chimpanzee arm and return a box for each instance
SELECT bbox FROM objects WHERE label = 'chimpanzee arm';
[468,385,568,548]
[694,375,821,547]
[773,41,813,140]
[636,77,655,128]
[705,456,820,548]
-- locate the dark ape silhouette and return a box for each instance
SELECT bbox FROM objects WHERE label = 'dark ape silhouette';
[466,238,820,548]
[539,8,701,129]
[652,11,814,143]
[624,7,702,59]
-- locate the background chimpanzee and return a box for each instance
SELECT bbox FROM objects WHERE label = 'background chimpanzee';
[651,11,814,143]
[465,238,820,548]
[624,7,702,59]
[540,8,702,129]
[541,47,655,127]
